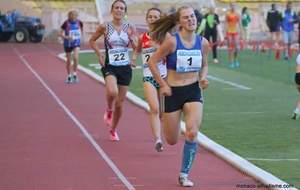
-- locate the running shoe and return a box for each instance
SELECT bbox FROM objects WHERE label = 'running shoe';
[291,112,299,120]
[109,129,119,141]
[72,74,79,83]
[213,59,219,64]
[155,141,163,152]
[103,109,113,126]
[65,76,73,84]
[229,63,235,68]
[178,175,194,187]
[234,61,240,68]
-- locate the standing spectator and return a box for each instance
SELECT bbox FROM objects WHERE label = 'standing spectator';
[225,3,242,68]
[194,9,203,33]
[59,10,83,83]
[241,7,251,42]
[281,1,297,60]
[266,3,282,48]
[198,6,220,63]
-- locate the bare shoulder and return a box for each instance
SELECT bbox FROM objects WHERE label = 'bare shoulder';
[96,23,107,34]
[164,33,176,46]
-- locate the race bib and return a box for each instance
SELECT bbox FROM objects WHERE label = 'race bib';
[108,48,130,66]
[142,47,156,66]
[69,29,81,40]
[142,47,166,77]
[176,50,202,73]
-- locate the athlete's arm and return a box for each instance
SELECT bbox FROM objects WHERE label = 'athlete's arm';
[149,33,175,95]
[128,24,138,50]
[59,21,72,40]
[199,37,209,90]
[89,24,106,66]
[131,34,142,67]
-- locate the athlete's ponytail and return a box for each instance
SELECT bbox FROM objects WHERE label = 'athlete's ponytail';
[151,5,193,43]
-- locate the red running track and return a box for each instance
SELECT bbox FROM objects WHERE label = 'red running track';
[0,43,266,190]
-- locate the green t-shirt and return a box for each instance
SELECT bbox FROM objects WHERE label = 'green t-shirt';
[207,14,215,28]
[242,13,251,28]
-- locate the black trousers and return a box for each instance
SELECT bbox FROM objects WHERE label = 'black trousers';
[204,29,218,59]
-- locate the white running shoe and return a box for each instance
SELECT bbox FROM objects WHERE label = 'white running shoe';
[65,76,73,84]
[213,58,219,64]
[178,175,194,187]
[72,74,79,83]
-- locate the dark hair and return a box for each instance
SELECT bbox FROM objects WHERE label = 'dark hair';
[111,0,127,13]
[146,7,161,19]
[242,7,247,14]
[151,5,192,43]
[194,9,202,25]
[271,3,276,9]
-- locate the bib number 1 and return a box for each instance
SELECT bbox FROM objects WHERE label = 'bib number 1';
[176,50,202,73]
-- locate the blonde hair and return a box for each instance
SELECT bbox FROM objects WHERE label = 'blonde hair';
[68,10,78,19]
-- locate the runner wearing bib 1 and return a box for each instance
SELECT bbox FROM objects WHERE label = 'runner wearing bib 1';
[164,32,203,112]
[141,32,167,88]
[101,21,133,86]
[166,33,202,73]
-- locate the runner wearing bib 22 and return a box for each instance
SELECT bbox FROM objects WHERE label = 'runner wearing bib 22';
[89,0,137,141]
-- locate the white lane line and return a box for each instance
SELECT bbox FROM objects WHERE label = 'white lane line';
[88,63,141,70]
[13,48,135,190]
[247,158,299,162]
[207,75,252,90]
[206,111,264,116]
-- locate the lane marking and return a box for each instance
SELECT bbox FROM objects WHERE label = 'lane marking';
[206,111,264,116]
[13,48,136,190]
[207,75,252,90]
[247,158,299,162]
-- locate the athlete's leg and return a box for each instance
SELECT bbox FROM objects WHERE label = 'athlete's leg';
[180,102,202,174]
[111,85,128,131]
[144,82,162,145]
[72,47,79,73]
[65,51,72,75]
[105,75,118,111]
[162,110,181,145]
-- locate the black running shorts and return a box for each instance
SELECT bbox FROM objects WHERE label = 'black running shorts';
[101,64,132,86]
[163,82,203,113]
[295,73,300,85]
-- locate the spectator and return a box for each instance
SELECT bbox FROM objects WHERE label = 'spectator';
[281,1,297,60]
[194,9,203,32]
[198,6,220,63]
[225,3,242,68]
[241,7,251,42]
[266,3,282,48]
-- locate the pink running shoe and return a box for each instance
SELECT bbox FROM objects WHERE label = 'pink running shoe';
[109,130,119,141]
[103,109,113,126]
